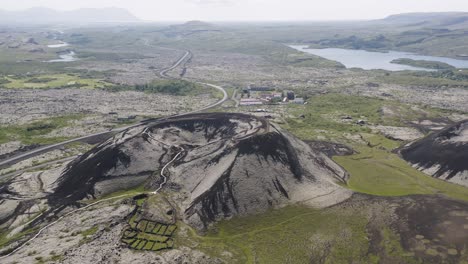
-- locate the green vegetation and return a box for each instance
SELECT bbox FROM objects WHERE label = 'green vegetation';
[334,145,468,201]
[80,226,99,237]
[284,93,468,201]
[378,227,418,263]
[26,77,58,83]
[0,114,86,145]
[78,226,99,245]
[382,69,468,88]
[308,34,392,50]
[275,49,344,68]
[390,58,455,70]
[157,31,343,68]
[284,24,468,60]
[0,74,112,89]
[122,196,177,252]
[48,253,64,262]
[0,77,11,85]
[106,79,209,96]
[179,205,375,263]
[76,51,148,61]
[83,184,147,204]
[0,226,39,251]
[285,93,447,142]
[136,80,200,96]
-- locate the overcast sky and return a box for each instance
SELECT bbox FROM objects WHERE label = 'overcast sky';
[1,0,468,21]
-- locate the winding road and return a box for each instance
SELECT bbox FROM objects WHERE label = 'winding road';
[0,49,227,170]
[159,50,191,78]
[0,47,227,259]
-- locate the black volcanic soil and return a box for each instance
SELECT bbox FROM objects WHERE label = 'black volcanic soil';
[51,113,266,204]
[342,194,468,264]
[395,196,468,263]
[306,140,355,157]
[48,112,351,229]
[400,120,468,186]
[408,117,454,134]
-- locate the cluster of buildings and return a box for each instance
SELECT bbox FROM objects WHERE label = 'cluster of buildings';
[239,86,306,106]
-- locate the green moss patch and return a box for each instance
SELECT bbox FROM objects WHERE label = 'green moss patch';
[121,197,177,252]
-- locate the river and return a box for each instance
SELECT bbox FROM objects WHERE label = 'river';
[46,41,78,62]
[48,51,78,63]
[47,42,69,48]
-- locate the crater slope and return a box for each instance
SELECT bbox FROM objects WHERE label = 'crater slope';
[400,120,468,187]
[51,113,351,229]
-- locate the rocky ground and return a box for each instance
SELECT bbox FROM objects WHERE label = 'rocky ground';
[0,144,88,179]
[176,49,468,115]
[0,88,216,125]
[73,47,186,85]
[0,195,227,264]
[343,83,468,113]
[0,113,352,263]
[370,125,424,141]
[1,26,468,264]
[0,141,23,157]
[173,49,349,90]
[2,190,467,264]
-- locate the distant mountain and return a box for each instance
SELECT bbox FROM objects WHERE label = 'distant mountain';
[379,12,468,28]
[0,7,141,24]
[161,20,221,37]
[168,20,218,31]
[181,21,214,28]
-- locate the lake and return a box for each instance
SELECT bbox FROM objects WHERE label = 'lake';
[290,45,468,71]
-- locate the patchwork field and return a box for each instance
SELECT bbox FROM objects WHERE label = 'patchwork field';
[122,197,177,252]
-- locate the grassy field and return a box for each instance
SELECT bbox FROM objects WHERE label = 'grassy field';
[390,58,455,70]
[106,79,218,97]
[173,92,468,263]
[0,115,85,145]
[381,70,468,88]
[283,93,468,201]
[285,93,448,142]
[334,144,468,201]
[177,205,372,264]
[1,73,112,89]
[82,184,147,204]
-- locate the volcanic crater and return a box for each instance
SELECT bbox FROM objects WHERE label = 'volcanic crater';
[47,113,350,229]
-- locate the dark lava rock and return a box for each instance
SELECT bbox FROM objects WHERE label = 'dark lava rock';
[400,119,468,187]
[306,141,354,158]
[50,113,352,230]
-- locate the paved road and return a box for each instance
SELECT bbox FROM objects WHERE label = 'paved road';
[0,131,118,169]
[0,49,227,170]
[159,50,191,78]
[0,48,228,259]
